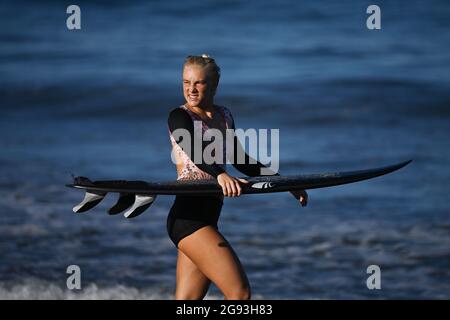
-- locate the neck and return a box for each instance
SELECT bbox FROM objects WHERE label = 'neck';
[186,100,214,113]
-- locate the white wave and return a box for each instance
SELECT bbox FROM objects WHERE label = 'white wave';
[0,279,263,300]
[0,279,265,300]
[0,279,172,300]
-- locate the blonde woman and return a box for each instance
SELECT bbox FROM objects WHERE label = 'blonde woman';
[167,55,308,300]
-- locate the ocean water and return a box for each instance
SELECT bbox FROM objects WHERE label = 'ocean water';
[1,0,450,299]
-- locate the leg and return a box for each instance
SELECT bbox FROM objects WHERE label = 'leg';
[175,249,211,300]
[178,226,251,300]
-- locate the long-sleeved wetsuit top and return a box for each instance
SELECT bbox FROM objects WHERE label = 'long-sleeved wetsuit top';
[168,104,277,180]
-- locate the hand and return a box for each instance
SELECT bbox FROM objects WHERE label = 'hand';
[217,173,249,197]
[290,189,308,207]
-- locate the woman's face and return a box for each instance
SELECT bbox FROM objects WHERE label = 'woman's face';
[183,64,216,108]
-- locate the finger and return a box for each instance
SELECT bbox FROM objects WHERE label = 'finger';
[237,178,249,184]
[221,184,227,196]
[229,181,237,197]
[223,183,230,197]
[235,181,242,196]
[227,182,235,197]
[220,180,229,196]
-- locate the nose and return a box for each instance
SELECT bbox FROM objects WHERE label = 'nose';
[189,84,198,93]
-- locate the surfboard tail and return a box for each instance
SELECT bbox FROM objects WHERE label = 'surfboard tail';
[73,190,156,218]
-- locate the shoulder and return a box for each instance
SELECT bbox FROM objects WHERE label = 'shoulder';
[217,105,234,120]
[168,107,192,129]
[168,107,190,121]
[217,105,232,115]
[217,105,235,128]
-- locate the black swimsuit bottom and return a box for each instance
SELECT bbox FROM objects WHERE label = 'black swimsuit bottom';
[166,195,224,247]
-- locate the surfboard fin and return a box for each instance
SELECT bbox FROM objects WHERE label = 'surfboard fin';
[73,190,107,213]
[123,194,157,219]
[108,193,135,215]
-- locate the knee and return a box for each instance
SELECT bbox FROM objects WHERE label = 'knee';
[225,286,251,300]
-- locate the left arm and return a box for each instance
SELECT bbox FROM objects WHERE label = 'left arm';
[229,115,308,206]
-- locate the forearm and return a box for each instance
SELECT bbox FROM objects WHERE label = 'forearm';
[231,136,279,177]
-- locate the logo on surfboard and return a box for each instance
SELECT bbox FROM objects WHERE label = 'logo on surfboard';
[251,182,274,189]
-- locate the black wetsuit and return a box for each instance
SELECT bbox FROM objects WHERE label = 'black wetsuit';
[166,105,276,247]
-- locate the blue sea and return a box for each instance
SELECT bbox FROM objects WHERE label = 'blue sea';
[1,0,449,299]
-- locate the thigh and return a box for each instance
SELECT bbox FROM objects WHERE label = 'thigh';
[175,249,211,300]
[178,226,250,297]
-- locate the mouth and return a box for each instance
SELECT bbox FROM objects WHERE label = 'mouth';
[188,94,199,102]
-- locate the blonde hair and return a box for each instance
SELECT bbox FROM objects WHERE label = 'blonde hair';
[183,54,221,89]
